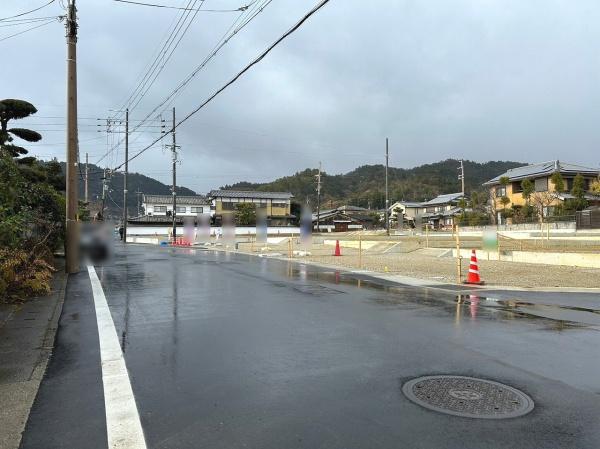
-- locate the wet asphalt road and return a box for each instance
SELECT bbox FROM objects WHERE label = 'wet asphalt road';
[21,244,600,448]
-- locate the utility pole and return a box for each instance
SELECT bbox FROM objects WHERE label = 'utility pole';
[65,0,79,273]
[170,107,177,240]
[122,108,129,243]
[84,152,88,204]
[315,161,322,233]
[385,138,389,236]
[100,168,109,220]
[136,190,142,217]
[458,159,465,197]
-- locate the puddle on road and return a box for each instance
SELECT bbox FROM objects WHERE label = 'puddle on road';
[273,261,600,331]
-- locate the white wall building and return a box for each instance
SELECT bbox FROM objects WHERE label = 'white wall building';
[142,194,211,217]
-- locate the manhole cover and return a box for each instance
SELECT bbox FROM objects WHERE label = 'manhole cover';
[402,375,534,419]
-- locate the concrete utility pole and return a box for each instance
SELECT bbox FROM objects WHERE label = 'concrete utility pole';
[65,0,79,273]
[385,138,389,236]
[136,190,142,217]
[84,152,88,204]
[122,108,129,243]
[100,168,107,218]
[315,162,322,233]
[458,159,465,196]
[171,107,177,240]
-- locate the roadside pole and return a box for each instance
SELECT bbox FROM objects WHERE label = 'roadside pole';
[122,108,128,243]
[385,138,389,236]
[358,232,362,269]
[65,0,79,273]
[454,221,461,284]
[425,224,429,249]
[171,107,177,241]
[84,152,88,204]
[315,162,322,234]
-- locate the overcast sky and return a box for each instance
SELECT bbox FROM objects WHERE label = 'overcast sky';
[3,0,600,193]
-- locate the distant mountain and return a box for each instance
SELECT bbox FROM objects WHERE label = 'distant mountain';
[58,162,196,218]
[55,159,525,216]
[223,159,525,209]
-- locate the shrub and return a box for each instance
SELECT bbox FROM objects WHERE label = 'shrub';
[0,248,55,303]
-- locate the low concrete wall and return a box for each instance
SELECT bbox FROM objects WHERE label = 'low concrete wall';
[324,239,379,250]
[127,226,301,237]
[453,248,600,268]
[459,222,576,233]
[127,236,161,245]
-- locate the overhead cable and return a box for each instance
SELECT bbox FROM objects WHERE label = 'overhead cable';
[114,0,332,170]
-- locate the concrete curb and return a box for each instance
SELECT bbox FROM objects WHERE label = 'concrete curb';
[0,270,67,449]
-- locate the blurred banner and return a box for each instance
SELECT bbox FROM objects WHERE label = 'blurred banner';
[223,213,236,247]
[482,230,498,252]
[184,217,195,243]
[300,205,312,246]
[256,209,268,244]
[198,213,211,242]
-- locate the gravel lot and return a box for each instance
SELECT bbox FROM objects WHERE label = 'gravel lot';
[237,241,600,289]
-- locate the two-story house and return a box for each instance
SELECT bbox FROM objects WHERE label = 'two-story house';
[388,201,423,228]
[208,190,294,226]
[419,193,465,229]
[142,194,211,217]
[483,161,600,222]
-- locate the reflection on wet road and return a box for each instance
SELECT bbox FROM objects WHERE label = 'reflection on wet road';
[61,245,600,448]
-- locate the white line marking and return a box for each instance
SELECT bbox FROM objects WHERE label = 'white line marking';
[87,265,148,449]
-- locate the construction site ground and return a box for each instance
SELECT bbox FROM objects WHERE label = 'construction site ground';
[235,236,600,290]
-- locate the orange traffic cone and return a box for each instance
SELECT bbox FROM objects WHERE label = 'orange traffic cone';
[464,249,484,285]
[334,240,341,256]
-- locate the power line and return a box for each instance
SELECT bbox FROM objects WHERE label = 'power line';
[97,0,272,165]
[114,0,201,117]
[114,0,332,171]
[0,18,59,42]
[96,0,202,166]
[0,0,57,22]
[148,0,274,118]
[0,16,61,28]
[96,0,255,165]
[113,0,256,12]
[127,0,204,113]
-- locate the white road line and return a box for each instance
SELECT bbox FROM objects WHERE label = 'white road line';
[87,265,148,449]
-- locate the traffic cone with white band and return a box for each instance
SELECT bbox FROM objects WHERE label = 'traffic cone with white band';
[464,249,484,285]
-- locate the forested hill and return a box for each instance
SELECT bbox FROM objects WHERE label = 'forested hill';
[58,162,196,217]
[224,159,525,209]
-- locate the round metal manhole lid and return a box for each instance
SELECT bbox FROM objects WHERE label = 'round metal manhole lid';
[402,375,534,419]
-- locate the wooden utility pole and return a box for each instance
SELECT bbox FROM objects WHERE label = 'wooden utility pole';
[65,0,79,273]
[315,162,322,233]
[122,108,129,243]
[385,138,389,236]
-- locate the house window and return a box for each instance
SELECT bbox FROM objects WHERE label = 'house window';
[191,206,204,214]
[222,202,236,211]
[512,182,523,193]
[426,207,435,213]
[535,178,548,192]
[176,206,187,213]
[154,205,167,212]
[272,202,287,208]
[496,186,506,197]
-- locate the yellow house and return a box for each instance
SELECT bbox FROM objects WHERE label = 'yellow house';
[483,160,600,222]
[208,190,294,226]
